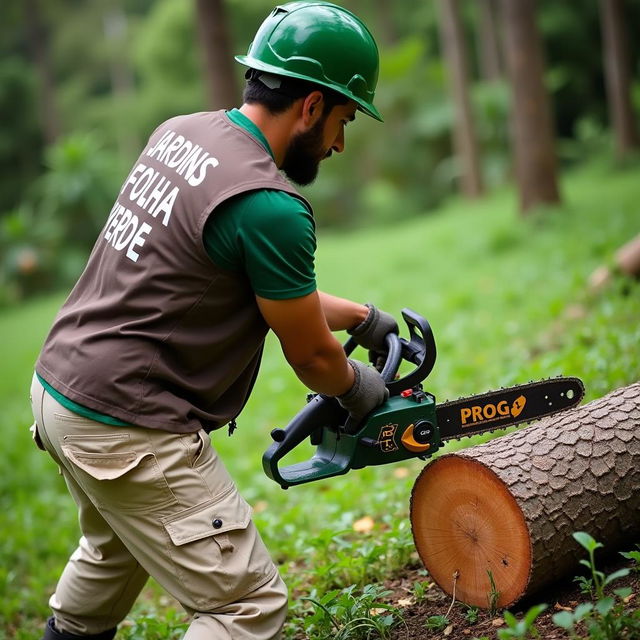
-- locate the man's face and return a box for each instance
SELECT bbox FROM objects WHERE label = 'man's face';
[281,99,357,186]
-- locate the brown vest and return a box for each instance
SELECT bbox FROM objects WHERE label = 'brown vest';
[36,111,311,433]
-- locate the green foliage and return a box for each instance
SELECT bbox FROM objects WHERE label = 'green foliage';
[0,56,43,212]
[464,605,480,625]
[486,570,501,616]
[573,532,630,601]
[425,614,449,632]
[412,579,433,603]
[118,609,188,640]
[297,584,402,640]
[498,604,548,639]
[552,533,639,640]
[619,546,640,573]
[0,133,120,305]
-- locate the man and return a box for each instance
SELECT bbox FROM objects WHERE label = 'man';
[30,3,397,639]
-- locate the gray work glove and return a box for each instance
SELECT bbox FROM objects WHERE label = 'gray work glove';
[337,359,389,427]
[348,303,399,352]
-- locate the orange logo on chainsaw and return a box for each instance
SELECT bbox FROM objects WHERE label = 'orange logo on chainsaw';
[460,395,526,426]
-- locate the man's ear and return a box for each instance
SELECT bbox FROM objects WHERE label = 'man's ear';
[301,91,325,127]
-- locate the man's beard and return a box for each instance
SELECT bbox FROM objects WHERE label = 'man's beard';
[281,117,328,186]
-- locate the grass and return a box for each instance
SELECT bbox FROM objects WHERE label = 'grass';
[1,159,639,638]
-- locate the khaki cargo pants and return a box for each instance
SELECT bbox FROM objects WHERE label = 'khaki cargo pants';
[30,375,287,639]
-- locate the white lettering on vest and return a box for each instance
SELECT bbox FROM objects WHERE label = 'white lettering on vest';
[153,186,179,226]
[158,135,185,164]
[187,156,219,186]
[146,131,175,160]
[166,139,194,168]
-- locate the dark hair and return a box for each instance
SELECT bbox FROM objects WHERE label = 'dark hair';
[243,71,349,116]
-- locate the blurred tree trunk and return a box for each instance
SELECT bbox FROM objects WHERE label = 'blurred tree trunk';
[374,0,399,46]
[103,8,139,160]
[500,0,560,213]
[476,0,502,82]
[23,0,60,144]
[598,0,639,161]
[195,0,239,110]
[437,0,484,198]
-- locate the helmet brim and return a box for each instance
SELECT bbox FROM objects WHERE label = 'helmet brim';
[235,55,383,122]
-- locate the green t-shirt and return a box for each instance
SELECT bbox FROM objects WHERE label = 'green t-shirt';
[204,110,317,299]
[43,108,317,426]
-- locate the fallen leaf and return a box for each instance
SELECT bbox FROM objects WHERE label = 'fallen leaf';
[397,598,414,607]
[369,608,386,616]
[353,515,375,533]
[444,623,454,636]
[554,603,572,611]
[253,500,268,514]
[462,630,471,635]
[492,618,505,627]
[623,593,636,604]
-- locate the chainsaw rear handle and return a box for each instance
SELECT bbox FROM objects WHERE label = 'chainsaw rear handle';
[263,309,437,488]
[265,331,402,463]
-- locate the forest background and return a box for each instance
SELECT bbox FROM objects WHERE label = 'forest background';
[2,0,640,304]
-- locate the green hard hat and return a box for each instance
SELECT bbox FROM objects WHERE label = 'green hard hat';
[235,2,382,122]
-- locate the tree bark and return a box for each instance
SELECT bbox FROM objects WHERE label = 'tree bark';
[476,0,503,82]
[23,0,60,144]
[499,0,561,213]
[437,0,484,198]
[599,0,640,160]
[195,0,240,110]
[410,382,640,608]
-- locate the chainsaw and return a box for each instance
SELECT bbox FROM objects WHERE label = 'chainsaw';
[263,309,584,489]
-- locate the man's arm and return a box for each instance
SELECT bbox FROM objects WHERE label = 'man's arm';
[317,291,368,331]
[256,291,354,396]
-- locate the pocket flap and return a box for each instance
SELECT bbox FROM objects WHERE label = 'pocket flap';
[61,445,152,480]
[161,487,252,546]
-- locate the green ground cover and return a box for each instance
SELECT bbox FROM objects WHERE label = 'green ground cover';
[1,160,638,638]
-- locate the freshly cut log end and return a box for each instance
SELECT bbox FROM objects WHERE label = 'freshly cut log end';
[411,456,532,608]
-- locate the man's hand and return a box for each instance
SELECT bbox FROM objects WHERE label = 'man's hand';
[347,303,398,351]
[337,359,388,425]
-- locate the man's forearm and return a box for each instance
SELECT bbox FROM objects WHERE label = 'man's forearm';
[317,291,368,331]
[289,338,355,396]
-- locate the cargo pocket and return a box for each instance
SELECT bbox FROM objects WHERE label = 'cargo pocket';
[61,434,177,512]
[161,486,276,609]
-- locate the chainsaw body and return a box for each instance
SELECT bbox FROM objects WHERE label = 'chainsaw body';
[263,309,441,489]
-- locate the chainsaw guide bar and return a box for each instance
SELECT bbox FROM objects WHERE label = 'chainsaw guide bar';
[436,377,585,442]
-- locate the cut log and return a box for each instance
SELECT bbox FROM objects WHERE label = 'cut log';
[410,382,640,608]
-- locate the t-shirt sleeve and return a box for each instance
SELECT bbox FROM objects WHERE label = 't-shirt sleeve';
[204,190,317,300]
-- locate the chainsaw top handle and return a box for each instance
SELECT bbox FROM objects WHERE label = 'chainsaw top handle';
[262,309,437,488]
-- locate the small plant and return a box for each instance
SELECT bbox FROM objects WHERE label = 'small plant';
[573,572,594,597]
[573,531,629,601]
[620,544,640,572]
[497,604,547,639]
[302,583,403,640]
[487,569,501,615]
[412,579,432,603]
[552,531,639,640]
[119,610,188,640]
[464,605,480,624]
[425,614,449,632]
